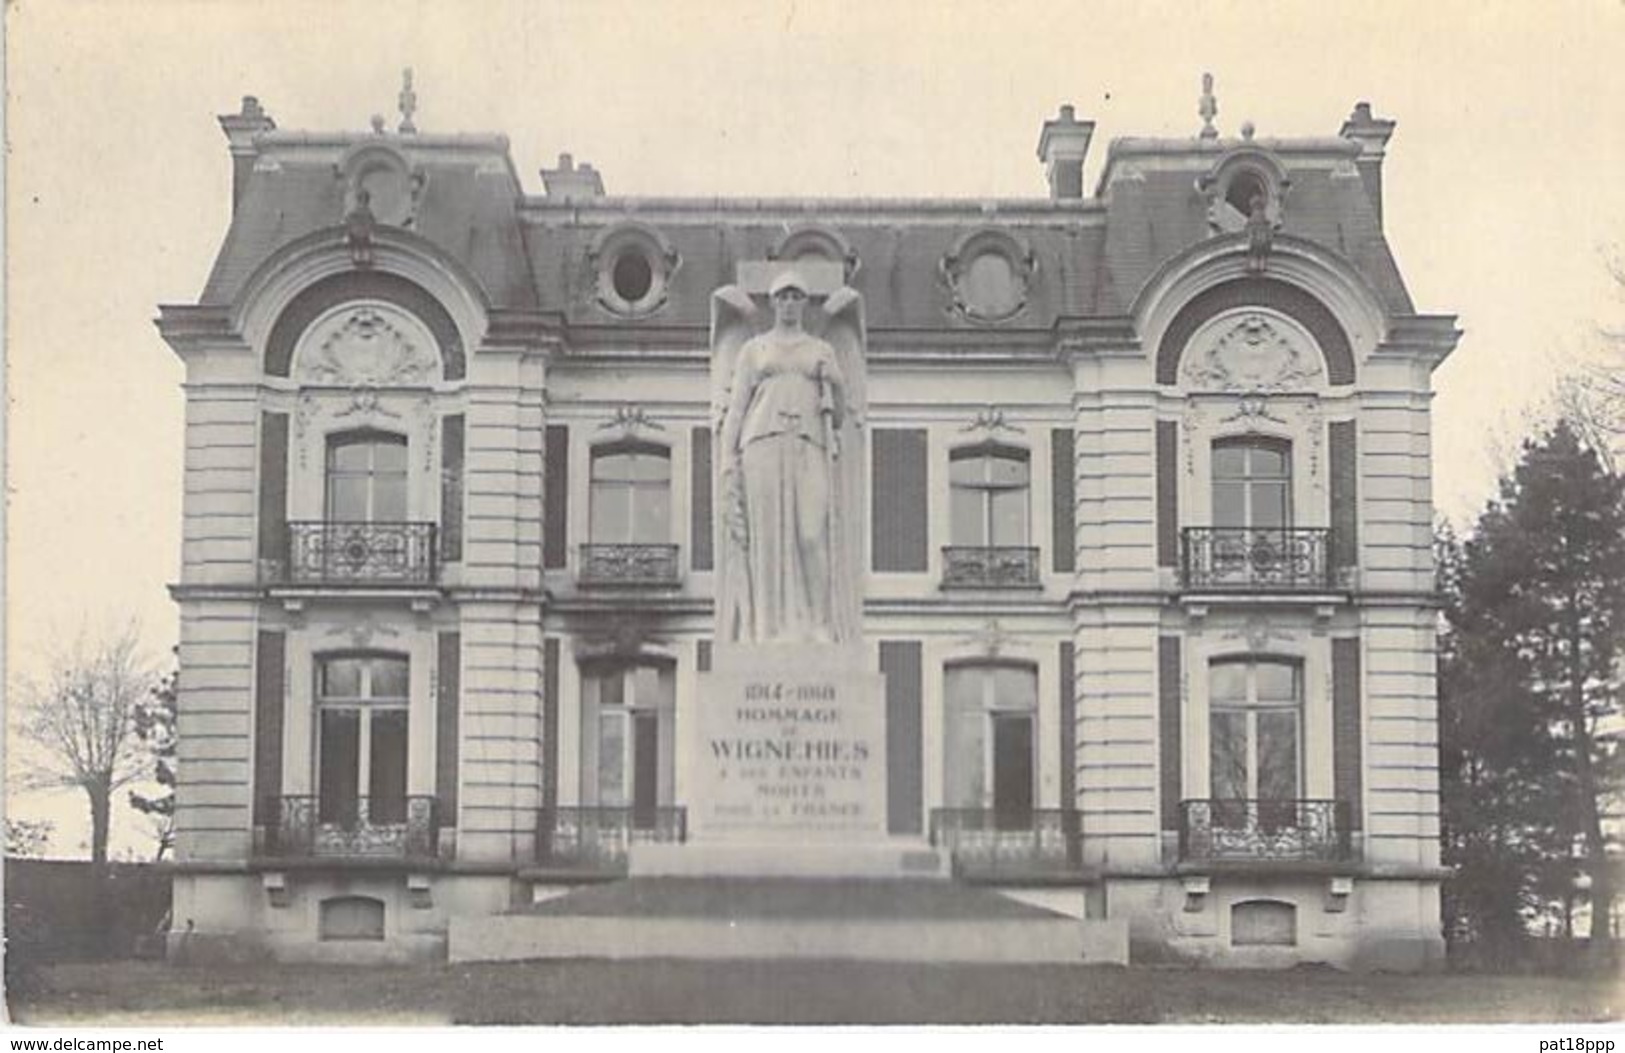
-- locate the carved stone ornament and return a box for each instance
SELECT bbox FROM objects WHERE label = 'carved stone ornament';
[333,386,403,421]
[598,404,666,440]
[296,306,438,387]
[1182,313,1322,393]
[959,405,1023,437]
[1222,615,1296,652]
[1219,393,1287,428]
[326,613,402,650]
[940,230,1035,323]
[955,619,1023,660]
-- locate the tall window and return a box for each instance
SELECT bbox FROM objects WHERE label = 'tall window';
[944,662,1037,828]
[316,654,409,825]
[949,444,1029,546]
[589,443,671,544]
[580,661,674,827]
[327,431,408,522]
[1209,658,1301,822]
[1212,438,1291,529]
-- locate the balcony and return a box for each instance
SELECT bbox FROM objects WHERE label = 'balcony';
[928,808,1082,880]
[1180,527,1335,592]
[277,521,438,586]
[534,805,688,874]
[257,795,440,861]
[577,544,682,587]
[941,546,1041,589]
[1178,799,1353,866]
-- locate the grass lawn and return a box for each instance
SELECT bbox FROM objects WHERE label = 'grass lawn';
[7,959,1621,1026]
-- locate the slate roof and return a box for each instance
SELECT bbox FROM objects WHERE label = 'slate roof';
[194,128,1416,327]
[200,143,537,310]
[520,204,1111,329]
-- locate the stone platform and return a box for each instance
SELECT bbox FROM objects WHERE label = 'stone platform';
[628,839,947,879]
[447,878,1129,965]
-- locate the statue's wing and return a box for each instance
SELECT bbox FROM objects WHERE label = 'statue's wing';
[819,286,867,642]
[709,285,758,430]
[709,285,758,641]
[820,286,866,430]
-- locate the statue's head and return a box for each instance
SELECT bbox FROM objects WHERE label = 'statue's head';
[770,270,810,328]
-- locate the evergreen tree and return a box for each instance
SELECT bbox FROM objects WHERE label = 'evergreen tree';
[1441,421,1625,963]
[129,661,177,860]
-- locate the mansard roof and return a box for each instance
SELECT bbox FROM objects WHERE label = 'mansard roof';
[200,132,538,310]
[196,118,1417,328]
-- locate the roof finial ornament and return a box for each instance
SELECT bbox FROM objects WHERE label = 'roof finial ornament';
[398,67,418,135]
[1199,72,1218,140]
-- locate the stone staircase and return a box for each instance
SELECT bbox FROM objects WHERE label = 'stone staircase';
[447,876,1128,964]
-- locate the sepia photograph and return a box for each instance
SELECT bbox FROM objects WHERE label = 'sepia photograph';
[3,0,1623,1033]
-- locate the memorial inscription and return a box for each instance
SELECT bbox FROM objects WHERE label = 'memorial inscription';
[690,659,887,838]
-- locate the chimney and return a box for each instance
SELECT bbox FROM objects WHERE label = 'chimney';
[1339,101,1396,225]
[1036,104,1095,200]
[540,153,606,200]
[217,96,276,213]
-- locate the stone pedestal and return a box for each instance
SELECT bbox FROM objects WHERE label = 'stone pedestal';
[685,643,887,841]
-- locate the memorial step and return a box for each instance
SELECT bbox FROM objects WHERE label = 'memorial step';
[446,877,1129,965]
[628,839,947,879]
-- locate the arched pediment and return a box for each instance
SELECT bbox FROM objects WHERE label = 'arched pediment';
[1156,277,1352,387]
[266,270,465,380]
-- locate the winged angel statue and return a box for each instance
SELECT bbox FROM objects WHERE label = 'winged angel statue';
[711,270,866,644]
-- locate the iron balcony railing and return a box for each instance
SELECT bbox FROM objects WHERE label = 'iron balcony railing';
[281,521,438,586]
[928,807,1082,879]
[257,795,439,860]
[1180,527,1335,592]
[1178,799,1353,864]
[576,543,682,587]
[941,546,1041,588]
[534,805,688,873]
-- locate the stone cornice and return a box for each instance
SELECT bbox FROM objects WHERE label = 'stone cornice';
[1375,313,1462,372]
[483,308,567,352]
[155,304,238,352]
[521,195,1106,224]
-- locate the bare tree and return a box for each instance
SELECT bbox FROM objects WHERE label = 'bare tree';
[12,622,155,865]
[1555,250,1625,474]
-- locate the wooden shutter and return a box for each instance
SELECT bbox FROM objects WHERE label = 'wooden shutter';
[253,631,286,826]
[871,428,929,572]
[1051,427,1075,573]
[544,424,569,569]
[258,412,289,568]
[1156,420,1179,569]
[691,426,713,571]
[436,632,461,823]
[440,414,465,563]
[1329,420,1359,571]
[880,640,923,834]
[1332,637,1364,830]
[1059,639,1076,810]
[1158,635,1182,831]
[543,638,561,812]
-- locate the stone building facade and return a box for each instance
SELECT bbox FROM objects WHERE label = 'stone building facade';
[159,92,1458,967]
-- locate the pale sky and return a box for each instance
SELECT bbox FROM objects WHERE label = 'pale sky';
[6,0,1624,856]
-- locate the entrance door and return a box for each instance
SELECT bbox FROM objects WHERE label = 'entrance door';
[991,713,1034,830]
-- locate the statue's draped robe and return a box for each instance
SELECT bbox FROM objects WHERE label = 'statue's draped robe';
[713,285,866,646]
[722,332,845,642]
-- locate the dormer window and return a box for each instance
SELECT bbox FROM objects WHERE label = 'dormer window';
[1225,170,1269,219]
[1199,149,1290,236]
[591,224,679,317]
